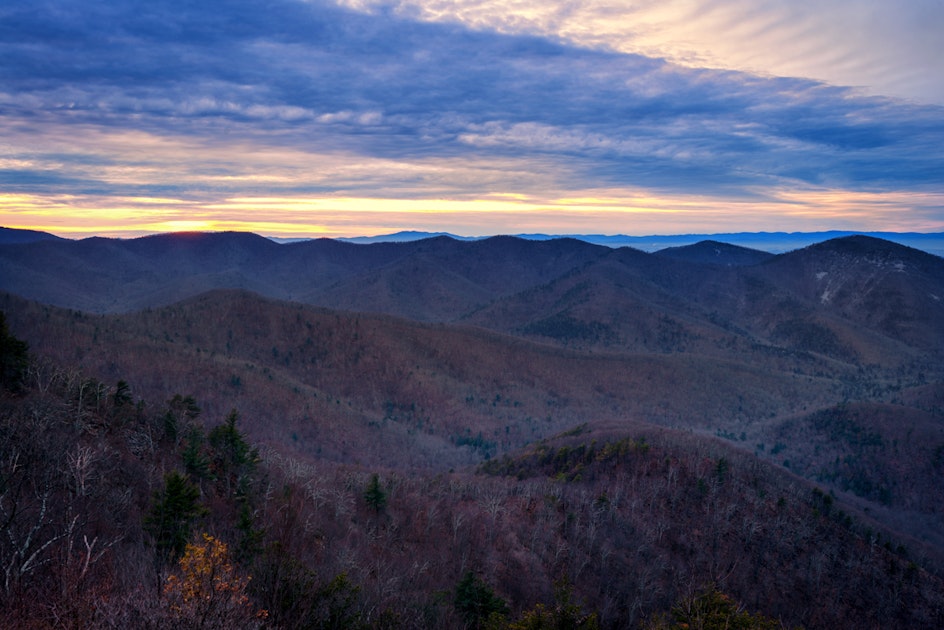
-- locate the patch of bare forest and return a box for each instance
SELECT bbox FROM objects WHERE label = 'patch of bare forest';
[2,316,943,628]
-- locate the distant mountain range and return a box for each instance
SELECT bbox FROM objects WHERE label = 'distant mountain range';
[6,225,944,255]
[2,228,942,355]
[338,229,944,256]
[0,226,66,245]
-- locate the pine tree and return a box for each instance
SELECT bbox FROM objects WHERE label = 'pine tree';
[454,571,508,629]
[145,472,206,561]
[0,312,28,392]
[208,409,258,495]
[363,473,387,514]
[507,579,598,630]
[182,426,212,481]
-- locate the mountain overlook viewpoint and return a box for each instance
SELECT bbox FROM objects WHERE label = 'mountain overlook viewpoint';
[2,229,944,628]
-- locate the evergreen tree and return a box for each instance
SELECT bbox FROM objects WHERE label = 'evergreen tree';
[164,394,201,443]
[454,571,508,629]
[182,426,212,481]
[113,380,132,407]
[0,312,28,393]
[507,579,598,630]
[207,410,263,561]
[234,498,264,564]
[363,473,387,514]
[145,471,206,561]
[208,409,258,495]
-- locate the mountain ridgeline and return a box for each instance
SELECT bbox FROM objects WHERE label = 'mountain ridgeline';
[2,229,944,628]
[2,231,943,353]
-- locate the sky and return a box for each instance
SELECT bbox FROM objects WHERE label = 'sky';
[1,0,943,239]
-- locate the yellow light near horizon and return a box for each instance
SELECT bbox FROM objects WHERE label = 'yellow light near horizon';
[0,193,46,205]
[485,192,532,201]
[4,188,944,240]
[158,220,219,232]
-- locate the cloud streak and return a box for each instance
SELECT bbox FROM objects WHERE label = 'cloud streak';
[343,0,944,105]
[0,0,942,237]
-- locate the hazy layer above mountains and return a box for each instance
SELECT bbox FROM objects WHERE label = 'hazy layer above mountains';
[4,225,944,256]
[316,229,944,256]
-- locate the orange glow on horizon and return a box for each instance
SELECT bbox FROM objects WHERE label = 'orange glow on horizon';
[3,188,942,240]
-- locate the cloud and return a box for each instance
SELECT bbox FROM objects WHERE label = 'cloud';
[0,0,942,235]
[340,0,944,105]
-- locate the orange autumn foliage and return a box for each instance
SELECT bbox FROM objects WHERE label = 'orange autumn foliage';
[163,533,266,629]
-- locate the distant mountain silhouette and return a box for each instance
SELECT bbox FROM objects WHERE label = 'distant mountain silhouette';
[0,231,610,315]
[339,229,944,255]
[753,235,944,349]
[0,226,64,245]
[339,230,480,243]
[654,240,775,266]
[2,230,942,358]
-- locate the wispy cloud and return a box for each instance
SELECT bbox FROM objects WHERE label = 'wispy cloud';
[341,0,944,105]
[0,0,942,237]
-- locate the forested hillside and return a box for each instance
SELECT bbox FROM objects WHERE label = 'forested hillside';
[2,316,943,628]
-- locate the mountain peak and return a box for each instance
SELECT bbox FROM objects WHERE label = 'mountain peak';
[655,240,774,266]
[0,226,64,245]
